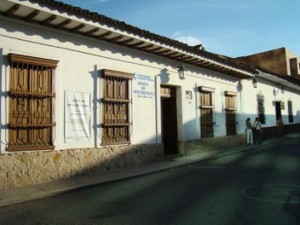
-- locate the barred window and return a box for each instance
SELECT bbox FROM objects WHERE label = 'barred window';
[101,69,132,145]
[224,91,237,136]
[199,87,215,138]
[288,100,293,123]
[257,95,266,124]
[7,54,57,151]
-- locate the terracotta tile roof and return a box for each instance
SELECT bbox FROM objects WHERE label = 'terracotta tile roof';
[24,0,256,74]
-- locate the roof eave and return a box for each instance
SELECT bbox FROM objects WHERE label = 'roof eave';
[1,0,255,78]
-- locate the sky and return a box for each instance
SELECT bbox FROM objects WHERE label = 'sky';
[60,0,300,58]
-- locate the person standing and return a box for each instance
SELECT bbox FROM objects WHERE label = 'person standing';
[253,117,262,144]
[245,118,253,144]
[276,117,284,138]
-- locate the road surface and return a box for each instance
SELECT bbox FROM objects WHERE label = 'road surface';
[0,137,299,225]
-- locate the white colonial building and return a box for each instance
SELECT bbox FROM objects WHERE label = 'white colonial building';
[0,0,299,189]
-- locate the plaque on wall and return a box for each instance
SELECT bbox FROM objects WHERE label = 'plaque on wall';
[65,91,91,143]
[186,90,192,99]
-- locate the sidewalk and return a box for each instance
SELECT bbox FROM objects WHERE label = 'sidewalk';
[0,134,297,208]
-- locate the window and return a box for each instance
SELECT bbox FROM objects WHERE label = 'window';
[7,54,57,151]
[288,100,294,123]
[225,91,237,110]
[101,69,132,145]
[199,87,215,138]
[224,91,237,135]
[257,95,266,124]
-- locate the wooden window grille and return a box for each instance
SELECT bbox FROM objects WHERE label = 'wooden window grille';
[288,101,293,123]
[257,95,266,124]
[161,86,176,98]
[224,91,237,136]
[7,54,58,151]
[280,101,285,110]
[101,69,132,145]
[199,88,214,138]
[224,91,237,111]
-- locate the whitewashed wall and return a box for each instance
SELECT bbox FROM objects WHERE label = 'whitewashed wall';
[248,77,300,126]
[172,68,242,139]
[0,17,163,152]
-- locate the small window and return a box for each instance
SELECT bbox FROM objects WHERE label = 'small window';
[224,91,237,111]
[7,54,58,151]
[288,101,294,123]
[257,95,266,124]
[101,69,133,145]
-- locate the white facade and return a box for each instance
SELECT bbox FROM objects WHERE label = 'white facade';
[0,17,226,151]
[1,1,300,190]
[1,1,300,155]
[253,72,300,126]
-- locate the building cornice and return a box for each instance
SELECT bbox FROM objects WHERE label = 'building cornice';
[0,0,256,78]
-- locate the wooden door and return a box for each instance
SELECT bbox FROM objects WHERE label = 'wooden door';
[226,111,236,135]
[225,93,237,136]
[201,108,214,137]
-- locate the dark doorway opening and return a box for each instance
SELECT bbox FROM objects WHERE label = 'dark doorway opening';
[275,101,282,120]
[226,111,237,136]
[224,93,237,136]
[161,86,178,154]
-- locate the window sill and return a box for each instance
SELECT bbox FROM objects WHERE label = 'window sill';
[6,144,55,152]
[101,141,131,146]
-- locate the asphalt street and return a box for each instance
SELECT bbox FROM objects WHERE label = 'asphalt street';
[0,137,299,225]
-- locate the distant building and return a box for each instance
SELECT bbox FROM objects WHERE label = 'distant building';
[236,47,300,79]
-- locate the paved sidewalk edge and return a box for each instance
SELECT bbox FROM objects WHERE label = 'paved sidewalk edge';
[0,135,296,208]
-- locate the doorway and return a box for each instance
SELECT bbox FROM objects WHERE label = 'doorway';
[160,85,178,154]
[275,101,282,120]
[226,111,237,135]
[224,93,237,136]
